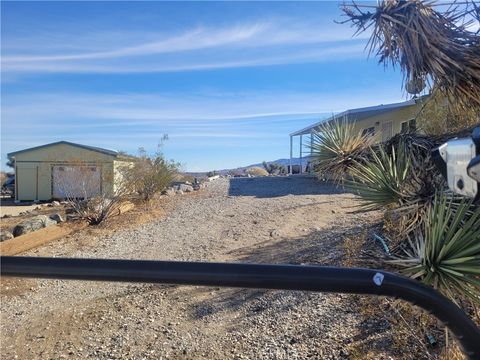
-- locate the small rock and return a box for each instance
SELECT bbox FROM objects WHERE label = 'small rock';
[49,213,64,223]
[269,229,280,237]
[178,184,194,193]
[162,188,176,196]
[175,190,184,195]
[51,201,61,206]
[0,230,14,241]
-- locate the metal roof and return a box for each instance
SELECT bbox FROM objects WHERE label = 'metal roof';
[7,141,119,158]
[289,99,418,136]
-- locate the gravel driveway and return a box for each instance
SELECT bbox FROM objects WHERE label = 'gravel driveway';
[1,176,383,359]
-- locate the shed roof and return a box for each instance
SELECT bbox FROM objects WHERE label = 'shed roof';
[290,98,420,136]
[8,141,120,158]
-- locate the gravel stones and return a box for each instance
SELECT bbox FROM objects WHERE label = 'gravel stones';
[1,177,385,359]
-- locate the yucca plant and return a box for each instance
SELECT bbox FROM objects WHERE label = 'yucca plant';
[341,0,480,109]
[345,143,418,211]
[391,194,480,304]
[309,118,374,181]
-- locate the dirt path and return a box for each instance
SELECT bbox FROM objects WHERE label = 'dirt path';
[1,177,383,359]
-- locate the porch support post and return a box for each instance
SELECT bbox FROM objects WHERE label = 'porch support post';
[299,135,303,174]
[289,135,293,174]
[309,131,314,173]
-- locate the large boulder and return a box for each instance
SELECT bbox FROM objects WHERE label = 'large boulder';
[0,230,14,242]
[13,215,57,237]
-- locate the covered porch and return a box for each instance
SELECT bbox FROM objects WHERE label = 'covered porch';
[288,119,326,175]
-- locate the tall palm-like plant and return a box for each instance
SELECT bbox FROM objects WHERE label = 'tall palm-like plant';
[341,0,480,109]
[309,118,374,181]
[391,194,480,304]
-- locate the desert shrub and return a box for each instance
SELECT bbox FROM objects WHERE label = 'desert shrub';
[262,161,286,175]
[309,118,374,181]
[416,90,480,136]
[72,196,128,225]
[391,193,480,304]
[245,167,269,177]
[124,149,178,201]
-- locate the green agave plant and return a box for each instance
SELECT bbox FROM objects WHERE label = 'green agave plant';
[345,143,418,211]
[391,194,480,304]
[309,118,374,181]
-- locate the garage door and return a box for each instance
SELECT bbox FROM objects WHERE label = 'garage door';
[52,165,101,199]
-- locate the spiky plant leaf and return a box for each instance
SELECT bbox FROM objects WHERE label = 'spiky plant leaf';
[391,194,480,304]
[345,143,419,211]
[309,118,374,181]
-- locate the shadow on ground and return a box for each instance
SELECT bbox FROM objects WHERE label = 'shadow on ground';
[227,176,344,198]
[186,220,380,320]
[178,220,402,357]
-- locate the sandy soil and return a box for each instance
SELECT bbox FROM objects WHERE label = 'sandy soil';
[1,176,427,359]
[0,198,41,217]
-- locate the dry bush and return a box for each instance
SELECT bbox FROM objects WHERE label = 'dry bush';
[245,167,269,177]
[416,90,480,135]
[123,149,179,201]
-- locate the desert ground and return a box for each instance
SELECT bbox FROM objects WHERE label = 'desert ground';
[1,176,422,359]
[0,198,41,217]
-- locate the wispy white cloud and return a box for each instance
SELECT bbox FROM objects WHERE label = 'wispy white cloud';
[5,23,269,62]
[3,43,365,74]
[2,89,402,125]
[2,20,368,74]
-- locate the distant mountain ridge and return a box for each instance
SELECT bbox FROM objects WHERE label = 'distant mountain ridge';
[185,157,311,176]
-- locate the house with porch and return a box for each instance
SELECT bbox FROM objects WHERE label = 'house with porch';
[288,97,425,174]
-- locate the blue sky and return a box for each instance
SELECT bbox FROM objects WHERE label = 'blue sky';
[2,1,411,172]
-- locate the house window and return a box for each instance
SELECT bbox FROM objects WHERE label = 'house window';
[401,119,416,132]
[362,127,375,136]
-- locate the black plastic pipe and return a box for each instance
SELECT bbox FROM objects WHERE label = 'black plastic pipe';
[2,256,480,358]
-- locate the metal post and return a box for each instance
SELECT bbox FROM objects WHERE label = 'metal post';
[310,131,314,173]
[289,135,293,175]
[300,135,303,174]
[14,162,19,203]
